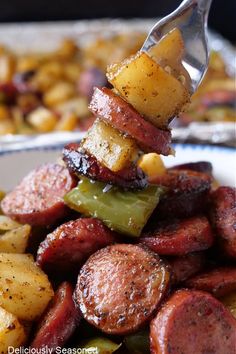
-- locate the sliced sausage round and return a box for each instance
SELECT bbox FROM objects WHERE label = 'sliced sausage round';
[150,289,236,354]
[77,68,108,98]
[152,169,212,219]
[31,282,80,350]
[140,216,214,256]
[37,218,118,274]
[1,163,77,226]
[185,267,236,298]
[169,161,213,175]
[75,243,170,335]
[209,186,236,259]
[63,143,147,190]
[168,252,206,284]
[89,87,172,155]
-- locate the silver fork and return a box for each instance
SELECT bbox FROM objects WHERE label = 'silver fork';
[141,0,213,93]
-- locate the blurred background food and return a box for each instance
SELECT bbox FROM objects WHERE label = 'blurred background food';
[0,0,235,136]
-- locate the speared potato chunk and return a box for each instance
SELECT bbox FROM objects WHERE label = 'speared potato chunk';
[149,28,191,91]
[107,52,190,129]
[0,253,54,321]
[0,306,26,353]
[81,119,139,172]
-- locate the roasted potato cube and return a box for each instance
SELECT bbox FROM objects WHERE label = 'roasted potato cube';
[0,253,54,321]
[55,97,89,118]
[0,54,15,82]
[81,119,139,172]
[55,112,78,131]
[107,52,190,128]
[27,107,58,132]
[0,306,26,352]
[0,216,31,253]
[43,81,75,107]
[17,55,40,72]
[149,28,191,91]
[0,106,10,121]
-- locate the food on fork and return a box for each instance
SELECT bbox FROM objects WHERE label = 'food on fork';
[0,23,236,354]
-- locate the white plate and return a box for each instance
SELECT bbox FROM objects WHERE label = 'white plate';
[0,144,235,191]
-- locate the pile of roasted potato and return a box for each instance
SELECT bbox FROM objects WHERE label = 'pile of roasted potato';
[0,31,235,136]
[0,33,144,135]
[0,215,54,351]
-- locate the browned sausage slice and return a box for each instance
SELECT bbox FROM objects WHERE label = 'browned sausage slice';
[75,244,170,335]
[169,161,213,175]
[140,216,214,256]
[185,267,236,297]
[210,186,236,259]
[37,218,118,274]
[152,169,212,218]
[168,252,206,284]
[89,87,172,155]
[31,282,80,350]
[150,289,236,354]
[1,163,77,226]
[63,143,147,190]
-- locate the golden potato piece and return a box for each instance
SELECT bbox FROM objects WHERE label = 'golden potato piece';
[27,107,58,132]
[107,52,190,128]
[81,119,139,172]
[43,81,75,107]
[0,54,15,82]
[0,253,54,321]
[149,28,191,91]
[0,225,31,253]
[0,306,26,353]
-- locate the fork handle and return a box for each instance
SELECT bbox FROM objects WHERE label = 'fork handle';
[179,0,213,19]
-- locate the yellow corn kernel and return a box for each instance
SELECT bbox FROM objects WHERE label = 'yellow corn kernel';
[43,81,75,107]
[27,107,57,132]
[138,153,166,179]
[55,112,78,131]
[0,54,15,82]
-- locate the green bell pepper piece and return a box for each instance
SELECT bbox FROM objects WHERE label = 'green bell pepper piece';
[124,330,150,354]
[79,337,121,354]
[64,178,163,237]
